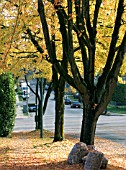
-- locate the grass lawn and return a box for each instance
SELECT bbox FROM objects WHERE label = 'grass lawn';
[107,105,126,114]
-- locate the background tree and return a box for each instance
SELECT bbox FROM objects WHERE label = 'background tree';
[25,6,68,141]
[38,0,126,145]
[0,0,53,131]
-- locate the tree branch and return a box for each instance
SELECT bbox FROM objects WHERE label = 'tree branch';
[38,0,55,63]
[93,0,102,30]
[26,28,44,54]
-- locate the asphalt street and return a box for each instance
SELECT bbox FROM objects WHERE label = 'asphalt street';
[14,93,126,146]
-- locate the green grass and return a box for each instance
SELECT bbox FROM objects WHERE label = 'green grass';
[107,105,126,114]
[18,94,23,101]
[17,89,23,101]
[23,112,29,116]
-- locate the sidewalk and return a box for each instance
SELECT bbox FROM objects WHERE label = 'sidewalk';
[13,94,35,132]
[16,94,26,118]
[16,105,27,118]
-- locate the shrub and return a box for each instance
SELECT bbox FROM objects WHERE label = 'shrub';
[0,73,16,137]
[112,83,126,104]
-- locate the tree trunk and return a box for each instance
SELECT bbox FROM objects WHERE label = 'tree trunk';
[53,70,65,141]
[54,109,62,141]
[35,78,39,130]
[60,102,64,139]
[54,89,64,141]
[37,78,44,131]
[37,101,41,129]
[80,104,98,145]
[43,81,53,114]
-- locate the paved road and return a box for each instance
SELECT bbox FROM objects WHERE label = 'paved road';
[14,93,126,146]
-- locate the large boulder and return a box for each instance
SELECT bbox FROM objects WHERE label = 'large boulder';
[68,142,89,164]
[100,156,108,169]
[84,150,104,170]
[82,154,108,169]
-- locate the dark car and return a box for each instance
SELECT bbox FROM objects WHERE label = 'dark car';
[64,98,71,105]
[74,92,79,99]
[45,84,49,90]
[28,105,37,112]
[102,108,107,115]
[71,101,81,108]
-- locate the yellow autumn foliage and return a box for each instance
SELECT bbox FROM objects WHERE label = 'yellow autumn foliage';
[0,0,125,79]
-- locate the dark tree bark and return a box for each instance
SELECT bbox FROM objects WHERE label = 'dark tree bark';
[49,9,69,141]
[52,65,66,141]
[43,81,53,114]
[35,78,39,129]
[80,104,99,145]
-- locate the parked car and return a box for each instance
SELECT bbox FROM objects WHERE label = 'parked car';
[74,92,79,99]
[28,105,37,112]
[102,108,107,115]
[21,82,30,94]
[64,98,71,105]
[45,84,49,90]
[71,101,81,108]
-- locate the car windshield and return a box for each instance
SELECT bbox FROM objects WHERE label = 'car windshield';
[72,101,80,104]
[65,98,70,100]
[22,87,28,90]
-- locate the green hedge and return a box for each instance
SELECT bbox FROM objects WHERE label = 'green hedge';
[0,73,16,137]
[112,83,126,104]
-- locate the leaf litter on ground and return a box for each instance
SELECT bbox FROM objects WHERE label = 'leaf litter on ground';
[0,130,126,170]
